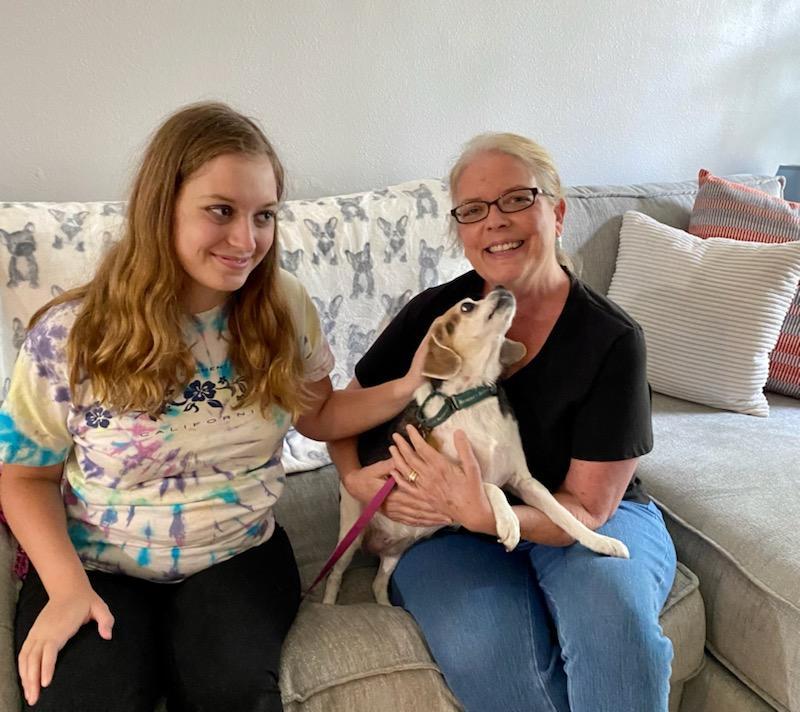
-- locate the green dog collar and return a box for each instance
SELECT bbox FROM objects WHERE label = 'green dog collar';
[416,384,498,429]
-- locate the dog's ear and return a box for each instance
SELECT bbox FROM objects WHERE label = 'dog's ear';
[500,339,526,367]
[422,323,462,379]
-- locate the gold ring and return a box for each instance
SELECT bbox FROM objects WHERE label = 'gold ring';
[406,469,419,484]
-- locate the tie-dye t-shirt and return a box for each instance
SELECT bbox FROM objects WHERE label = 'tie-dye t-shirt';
[0,270,333,581]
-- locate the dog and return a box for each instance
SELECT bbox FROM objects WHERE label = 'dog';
[403,184,439,219]
[323,287,630,605]
[2,222,39,288]
[344,243,375,298]
[304,217,338,266]
[280,247,304,275]
[377,215,409,263]
[312,295,344,346]
[418,239,444,292]
[336,196,368,222]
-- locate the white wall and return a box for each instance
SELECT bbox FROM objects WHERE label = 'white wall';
[1,0,798,201]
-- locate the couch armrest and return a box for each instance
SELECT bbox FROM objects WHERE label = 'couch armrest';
[0,524,21,711]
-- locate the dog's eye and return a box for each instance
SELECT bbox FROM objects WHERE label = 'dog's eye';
[460,302,475,313]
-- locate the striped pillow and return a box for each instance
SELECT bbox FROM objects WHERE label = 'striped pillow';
[689,169,800,398]
[608,211,800,416]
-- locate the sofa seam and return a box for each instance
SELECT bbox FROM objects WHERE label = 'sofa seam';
[663,561,698,610]
[281,662,446,704]
[683,655,706,684]
[564,177,776,201]
[567,189,699,199]
[703,643,789,712]
[650,497,800,614]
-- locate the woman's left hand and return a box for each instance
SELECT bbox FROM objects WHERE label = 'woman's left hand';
[389,425,495,534]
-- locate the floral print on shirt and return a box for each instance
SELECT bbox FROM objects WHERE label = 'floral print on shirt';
[0,271,334,581]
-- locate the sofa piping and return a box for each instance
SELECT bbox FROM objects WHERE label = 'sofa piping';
[704,643,789,712]
[282,661,447,704]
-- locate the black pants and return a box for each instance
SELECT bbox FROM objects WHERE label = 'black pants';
[15,525,301,712]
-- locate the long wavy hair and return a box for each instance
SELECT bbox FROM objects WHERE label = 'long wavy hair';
[31,102,310,419]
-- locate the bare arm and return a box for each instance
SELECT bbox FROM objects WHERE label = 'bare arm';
[1,463,114,706]
[387,426,636,545]
[468,458,637,546]
[324,377,383,502]
[1,463,87,595]
[295,336,429,442]
[294,373,417,442]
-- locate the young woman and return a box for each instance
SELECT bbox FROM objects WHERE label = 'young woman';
[329,133,677,712]
[0,102,424,711]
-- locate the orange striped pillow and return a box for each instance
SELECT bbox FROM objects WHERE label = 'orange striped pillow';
[689,170,800,398]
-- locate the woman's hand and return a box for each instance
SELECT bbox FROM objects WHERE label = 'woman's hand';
[389,426,495,534]
[341,458,396,505]
[18,586,114,706]
[341,455,452,527]
[399,335,430,400]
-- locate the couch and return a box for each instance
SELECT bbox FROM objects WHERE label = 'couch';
[0,174,797,712]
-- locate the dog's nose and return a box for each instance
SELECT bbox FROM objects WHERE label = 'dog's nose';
[492,286,514,304]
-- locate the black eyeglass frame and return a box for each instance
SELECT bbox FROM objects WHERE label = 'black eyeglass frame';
[449,187,553,224]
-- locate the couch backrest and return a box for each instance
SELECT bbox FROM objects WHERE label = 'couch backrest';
[0,174,783,470]
[564,175,783,295]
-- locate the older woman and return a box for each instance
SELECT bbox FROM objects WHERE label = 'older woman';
[328,134,677,712]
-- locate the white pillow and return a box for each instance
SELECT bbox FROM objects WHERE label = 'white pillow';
[607,211,800,416]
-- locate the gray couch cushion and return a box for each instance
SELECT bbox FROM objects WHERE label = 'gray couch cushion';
[645,392,800,711]
[280,602,461,712]
[683,654,776,712]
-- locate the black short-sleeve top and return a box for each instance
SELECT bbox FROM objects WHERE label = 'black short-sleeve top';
[356,270,653,502]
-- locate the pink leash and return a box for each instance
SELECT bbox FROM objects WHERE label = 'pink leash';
[303,477,397,598]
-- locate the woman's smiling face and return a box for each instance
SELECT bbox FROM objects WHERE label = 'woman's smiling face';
[173,152,278,313]
[454,150,565,292]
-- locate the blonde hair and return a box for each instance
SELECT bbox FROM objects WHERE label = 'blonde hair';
[31,101,310,419]
[449,133,573,270]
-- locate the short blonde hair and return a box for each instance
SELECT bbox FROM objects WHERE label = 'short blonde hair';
[449,133,564,202]
[449,133,572,269]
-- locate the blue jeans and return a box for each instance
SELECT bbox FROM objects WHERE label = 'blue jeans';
[390,500,676,712]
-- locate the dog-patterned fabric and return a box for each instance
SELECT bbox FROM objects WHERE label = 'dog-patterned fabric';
[0,180,466,472]
[0,271,333,580]
[688,169,800,399]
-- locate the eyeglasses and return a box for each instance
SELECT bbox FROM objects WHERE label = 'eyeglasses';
[450,187,552,224]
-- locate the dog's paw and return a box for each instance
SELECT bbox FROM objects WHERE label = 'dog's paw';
[592,535,630,559]
[373,588,392,606]
[496,513,521,552]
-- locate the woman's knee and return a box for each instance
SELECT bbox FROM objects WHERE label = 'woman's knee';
[554,573,672,682]
[16,570,161,712]
[390,536,570,712]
